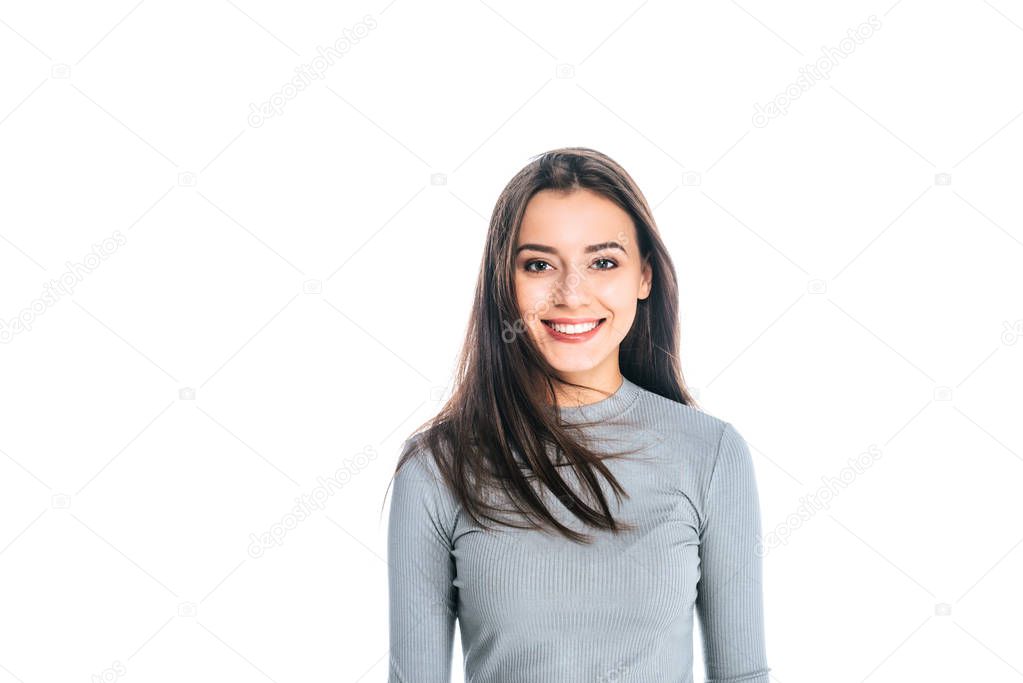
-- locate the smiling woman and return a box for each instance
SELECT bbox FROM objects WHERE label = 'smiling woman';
[384,147,770,683]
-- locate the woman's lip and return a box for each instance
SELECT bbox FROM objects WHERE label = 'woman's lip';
[541,318,606,343]
[542,317,605,324]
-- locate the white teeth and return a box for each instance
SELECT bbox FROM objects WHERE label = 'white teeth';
[547,320,599,334]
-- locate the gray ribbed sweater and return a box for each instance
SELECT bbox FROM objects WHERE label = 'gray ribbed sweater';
[387,376,770,682]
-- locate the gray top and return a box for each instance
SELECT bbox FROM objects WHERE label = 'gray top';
[387,376,770,682]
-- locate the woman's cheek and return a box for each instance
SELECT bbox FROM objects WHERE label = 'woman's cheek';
[520,284,547,321]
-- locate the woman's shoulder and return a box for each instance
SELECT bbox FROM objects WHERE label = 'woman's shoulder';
[394,430,463,504]
[631,385,734,450]
[631,389,756,513]
[395,430,446,485]
[390,430,461,534]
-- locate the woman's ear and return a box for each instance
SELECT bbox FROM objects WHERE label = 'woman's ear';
[639,257,653,301]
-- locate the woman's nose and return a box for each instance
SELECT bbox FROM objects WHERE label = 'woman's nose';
[550,267,590,307]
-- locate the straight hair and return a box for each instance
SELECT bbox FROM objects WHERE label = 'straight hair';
[389,147,697,544]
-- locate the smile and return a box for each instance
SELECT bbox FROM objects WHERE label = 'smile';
[541,317,606,342]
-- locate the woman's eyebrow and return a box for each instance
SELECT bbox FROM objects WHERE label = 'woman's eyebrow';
[516,241,627,255]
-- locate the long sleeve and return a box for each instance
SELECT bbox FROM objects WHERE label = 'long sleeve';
[387,440,459,683]
[695,422,771,683]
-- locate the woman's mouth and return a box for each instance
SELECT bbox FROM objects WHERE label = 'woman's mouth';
[541,318,606,343]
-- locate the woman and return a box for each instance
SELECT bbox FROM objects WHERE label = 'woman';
[386,147,770,682]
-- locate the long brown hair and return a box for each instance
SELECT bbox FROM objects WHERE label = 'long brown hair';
[390,147,697,543]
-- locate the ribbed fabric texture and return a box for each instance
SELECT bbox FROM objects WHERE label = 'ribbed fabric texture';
[387,376,770,683]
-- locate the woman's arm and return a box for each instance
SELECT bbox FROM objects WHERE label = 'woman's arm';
[696,422,771,683]
[387,441,458,683]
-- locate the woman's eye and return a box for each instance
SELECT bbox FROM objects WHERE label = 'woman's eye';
[593,258,617,270]
[524,260,551,273]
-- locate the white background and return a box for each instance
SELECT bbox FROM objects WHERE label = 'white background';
[1,1,1022,681]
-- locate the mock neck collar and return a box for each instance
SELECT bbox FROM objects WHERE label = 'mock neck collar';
[554,375,641,423]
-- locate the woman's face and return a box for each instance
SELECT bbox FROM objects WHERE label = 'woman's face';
[513,188,652,384]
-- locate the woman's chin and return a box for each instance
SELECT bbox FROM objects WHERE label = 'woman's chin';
[538,351,606,375]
